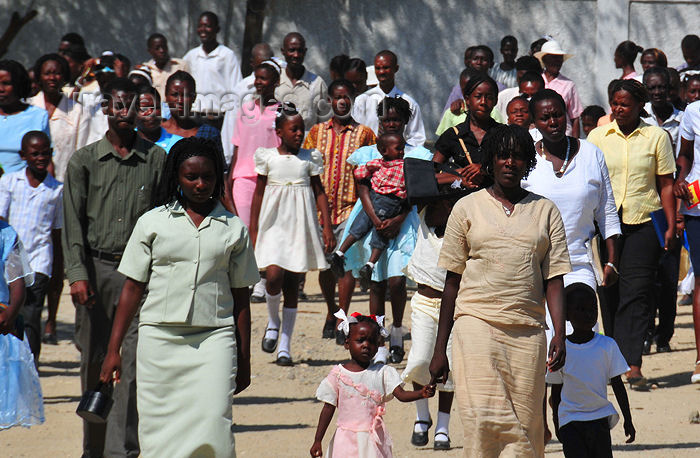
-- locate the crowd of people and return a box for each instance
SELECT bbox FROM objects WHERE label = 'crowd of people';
[1,8,700,457]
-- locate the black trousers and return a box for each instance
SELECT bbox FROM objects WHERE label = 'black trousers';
[599,221,660,367]
[19,273,50,359]
[559,418,612,458]
[648,241,680,345]
[77,256,139,458]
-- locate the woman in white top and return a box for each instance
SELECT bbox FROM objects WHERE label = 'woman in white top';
[28,54,89,181]
[523,89,621,292]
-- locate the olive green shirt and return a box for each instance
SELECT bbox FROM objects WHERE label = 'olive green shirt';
[118,201,260,326]
[62,136,167,284]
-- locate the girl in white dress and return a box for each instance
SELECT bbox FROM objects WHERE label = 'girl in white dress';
[250,103,335,366]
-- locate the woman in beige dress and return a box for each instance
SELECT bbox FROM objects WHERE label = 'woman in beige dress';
[430,124,571,457]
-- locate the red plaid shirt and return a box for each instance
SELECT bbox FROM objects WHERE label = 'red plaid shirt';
[353,158,406,199]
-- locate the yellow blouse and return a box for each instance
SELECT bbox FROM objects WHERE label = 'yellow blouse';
[587,120,676,224]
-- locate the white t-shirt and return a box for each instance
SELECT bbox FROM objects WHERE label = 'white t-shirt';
[680,101,700,217]
[546,333,630,428]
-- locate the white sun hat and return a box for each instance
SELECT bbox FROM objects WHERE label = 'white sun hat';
[534,40,574,64]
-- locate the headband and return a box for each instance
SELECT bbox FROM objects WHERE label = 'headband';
[128,68,153,86]
[334,309,389,338]
[259,59,281,75]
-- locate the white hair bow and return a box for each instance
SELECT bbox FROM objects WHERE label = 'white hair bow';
[334,310,389,338]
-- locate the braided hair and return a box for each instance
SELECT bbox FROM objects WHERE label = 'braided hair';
[480,124,537,178]
[157,137,226,206]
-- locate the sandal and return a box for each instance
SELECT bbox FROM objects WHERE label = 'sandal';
[410,419,432,447]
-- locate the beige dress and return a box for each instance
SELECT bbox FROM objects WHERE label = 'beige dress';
[438,189,571,457]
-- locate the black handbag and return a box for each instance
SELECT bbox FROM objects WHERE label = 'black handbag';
[404,158,469,205]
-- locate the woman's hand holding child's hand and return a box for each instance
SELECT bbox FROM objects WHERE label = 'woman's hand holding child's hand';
[421,383,436,398]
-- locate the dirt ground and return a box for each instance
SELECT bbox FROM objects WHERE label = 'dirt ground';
[3,277,700,457]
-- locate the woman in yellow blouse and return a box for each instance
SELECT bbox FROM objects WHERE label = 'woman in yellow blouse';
[430,125,571,457]
[587,79,676,389]
[100,138,260,457]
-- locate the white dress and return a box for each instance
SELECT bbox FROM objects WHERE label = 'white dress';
[254,147,329,272]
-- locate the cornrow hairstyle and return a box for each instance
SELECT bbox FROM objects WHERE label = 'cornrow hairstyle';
[158,137,226,206]
[328,78,356,97]
[480,124,537,179]
[34,53,71,84]
[608,78,649,104]
[463,74,499,98]
[166,70,196,94]
[348,314,381,339]
[275,101,301,129]
[529,88,567,117]
[343,57,367,76]
[0,60,31,99]
[376,96,411,124]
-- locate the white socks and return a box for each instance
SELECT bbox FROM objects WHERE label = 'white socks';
[335,250,344,257]
[436,410,451,437]
[414,398,431,433]
[390,325,403,348]
[265,291,282,340]
[374,346,389,364]
[278,307,297,358]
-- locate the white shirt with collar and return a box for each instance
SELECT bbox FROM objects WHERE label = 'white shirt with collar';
[274,68,328,131]
[352,85,426,146]
[642,102,684,155]
[0,170,63,276]
[221,73,256,166]
[28,92,90,182]
[183,44,242,113]
[79,90,109,146]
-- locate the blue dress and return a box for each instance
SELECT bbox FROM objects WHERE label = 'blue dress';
[342,144,433,282]
[0,221,43,430]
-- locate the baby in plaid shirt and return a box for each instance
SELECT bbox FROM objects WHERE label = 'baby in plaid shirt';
[330,133,407,288]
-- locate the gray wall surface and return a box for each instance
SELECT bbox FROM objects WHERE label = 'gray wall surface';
[2,0,698,140]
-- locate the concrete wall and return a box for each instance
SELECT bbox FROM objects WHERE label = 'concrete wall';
[1,0,698,140]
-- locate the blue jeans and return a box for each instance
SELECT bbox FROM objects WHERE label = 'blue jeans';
[348,190,404,250]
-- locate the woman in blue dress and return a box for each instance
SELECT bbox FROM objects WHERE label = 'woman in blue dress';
[341,96,432,364]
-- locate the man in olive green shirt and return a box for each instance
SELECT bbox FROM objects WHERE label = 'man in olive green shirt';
[62,78,166,458]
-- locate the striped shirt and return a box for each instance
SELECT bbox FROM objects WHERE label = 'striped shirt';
[62,136,166,283]
[0,170,63,276]
[303,120,376,224]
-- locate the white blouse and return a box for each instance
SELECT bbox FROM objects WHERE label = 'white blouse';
[522,139,621,267]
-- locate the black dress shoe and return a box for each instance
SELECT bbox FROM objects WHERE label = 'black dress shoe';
[335,329,346,345]
[330,253,346,278]
[322,319,335,339]
[359,264,373,291]
[261,328,278,353]
[389,345,405,364]
[642,338,652,355]
[275,354,294,366]
[656,341,672,353]
[410,419,432,446]
[434,433,451,450]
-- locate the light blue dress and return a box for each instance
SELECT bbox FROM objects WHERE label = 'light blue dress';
[0,220,43,430]
[341,144,433,282]
[0,105,50,174]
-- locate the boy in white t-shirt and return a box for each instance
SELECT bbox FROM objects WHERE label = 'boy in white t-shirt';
[548,283,636,457]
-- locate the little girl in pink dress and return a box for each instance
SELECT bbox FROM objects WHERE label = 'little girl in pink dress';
[310,312,435,457]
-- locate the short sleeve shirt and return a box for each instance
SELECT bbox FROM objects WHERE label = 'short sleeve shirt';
[434,115,499,168]
[680,101,700,216]
[438,189,571,327]
[118,201,260,327]
[587,120,676,224]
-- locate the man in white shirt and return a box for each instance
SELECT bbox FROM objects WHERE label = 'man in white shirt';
[183,11,242,128]
[352,50,426,146]
[221,43,275,166]
[274,32,328,132]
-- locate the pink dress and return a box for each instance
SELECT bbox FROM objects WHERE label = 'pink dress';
[230,100,280,227]
[316,363,403,458]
